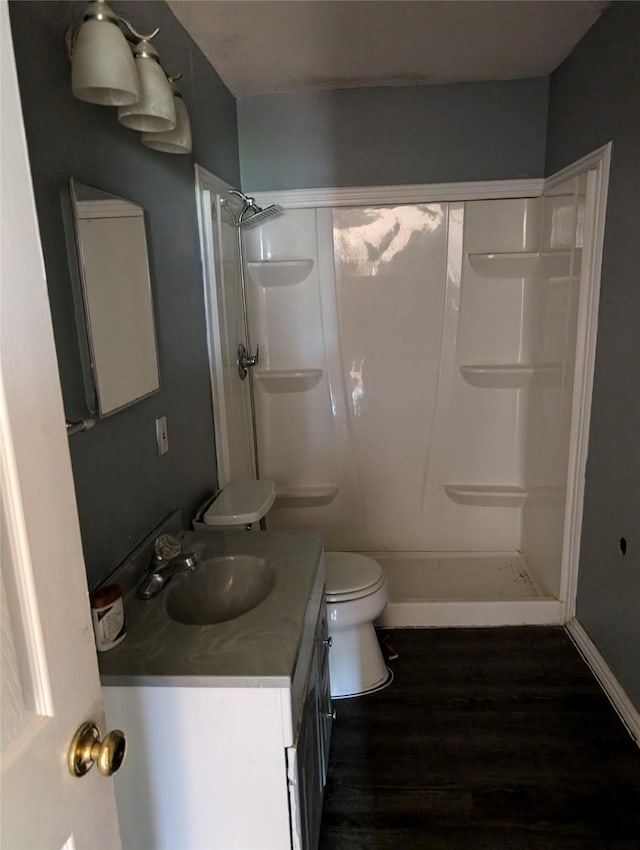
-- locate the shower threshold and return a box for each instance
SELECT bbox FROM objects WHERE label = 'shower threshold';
[370,552,565,628]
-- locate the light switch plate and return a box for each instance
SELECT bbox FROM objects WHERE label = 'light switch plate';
[155,416,169,455]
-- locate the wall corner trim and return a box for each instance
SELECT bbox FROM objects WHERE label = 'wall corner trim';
[250,179,545,209]
[556,142,612,616]
[566,618,640,747]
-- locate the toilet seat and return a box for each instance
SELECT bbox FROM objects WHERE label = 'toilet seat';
[325,552,385,602]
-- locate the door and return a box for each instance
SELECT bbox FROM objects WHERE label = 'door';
[195,167,256,485]
[1,7,122,848]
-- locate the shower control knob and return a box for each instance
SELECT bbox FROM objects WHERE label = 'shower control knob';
[325,708,337,720]
[237,343,259,380]
[322,636,333,648]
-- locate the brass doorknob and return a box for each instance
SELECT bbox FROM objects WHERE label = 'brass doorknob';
[68,722,127,777]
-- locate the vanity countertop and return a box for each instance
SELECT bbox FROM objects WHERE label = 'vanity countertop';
[98,529,324,688]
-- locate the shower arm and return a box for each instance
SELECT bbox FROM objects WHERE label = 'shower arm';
[228,189,257,224]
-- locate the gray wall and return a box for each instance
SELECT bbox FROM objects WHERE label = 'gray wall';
[10,1,238,589]
[546,1,640,708]
[238,78,548,190]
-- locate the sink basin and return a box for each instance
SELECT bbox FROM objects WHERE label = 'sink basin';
[165,554,274,625]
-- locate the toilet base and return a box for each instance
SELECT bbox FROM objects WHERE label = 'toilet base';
[332,667,393,700]
[328,621,391,698]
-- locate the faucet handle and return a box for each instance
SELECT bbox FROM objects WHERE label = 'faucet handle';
[137,572,165,600]
[137,551,197,600]
[150,533,181,569]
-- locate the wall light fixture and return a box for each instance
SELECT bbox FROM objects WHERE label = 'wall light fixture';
[66,0,190,154]
[117,35,176,133]
[67,0,139,106]
[141,78,192,155]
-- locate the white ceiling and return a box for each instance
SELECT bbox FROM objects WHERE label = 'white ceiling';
[168,0,608,98]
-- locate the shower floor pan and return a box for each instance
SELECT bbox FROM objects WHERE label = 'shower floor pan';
[370,552,565,628]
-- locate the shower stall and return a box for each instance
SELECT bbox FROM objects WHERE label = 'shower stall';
[196,148,608,627]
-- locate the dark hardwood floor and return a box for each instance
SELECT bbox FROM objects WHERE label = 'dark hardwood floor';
[319,628,640,850]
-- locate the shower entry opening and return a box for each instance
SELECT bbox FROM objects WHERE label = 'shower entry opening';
[195,144,610,628]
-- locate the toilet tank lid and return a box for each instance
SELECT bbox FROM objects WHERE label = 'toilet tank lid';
[324,552,383,594]
[203,480,275,527]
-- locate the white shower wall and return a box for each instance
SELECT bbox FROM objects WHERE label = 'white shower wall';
[242,189,583,601]
[327,203,450,550]
[523,176,585,596]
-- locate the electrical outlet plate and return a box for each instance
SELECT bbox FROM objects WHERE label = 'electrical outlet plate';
[155,416,168,455]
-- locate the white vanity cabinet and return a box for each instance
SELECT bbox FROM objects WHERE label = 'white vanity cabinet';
[101,535,332,850]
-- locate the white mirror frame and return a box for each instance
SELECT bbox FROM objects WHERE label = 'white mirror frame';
[68,178,160,417]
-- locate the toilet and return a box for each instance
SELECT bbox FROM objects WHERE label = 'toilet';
[324,551,390,698]
[194,480,391,699]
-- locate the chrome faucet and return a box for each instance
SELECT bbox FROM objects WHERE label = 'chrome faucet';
[137,552,198,600]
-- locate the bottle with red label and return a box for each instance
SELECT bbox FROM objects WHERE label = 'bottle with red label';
[91,584,126,651]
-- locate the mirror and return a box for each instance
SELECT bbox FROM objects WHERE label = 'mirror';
[69,179,160,417]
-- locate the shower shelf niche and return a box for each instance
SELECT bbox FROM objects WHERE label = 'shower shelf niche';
[274,484,338,507]
[467,250,578,280]
[247,259,314,288]
[255,369,323,393]
[444,484,527,508]
[460,364,534,388]
[468,251,539,278]
[459,364,561,388]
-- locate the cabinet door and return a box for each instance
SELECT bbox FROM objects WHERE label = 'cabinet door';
[287,685,322,850]
[287,604,334,850]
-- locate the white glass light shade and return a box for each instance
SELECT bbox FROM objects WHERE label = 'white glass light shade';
[71,18,140,105]
[118,57,176,132]
[141,96,192,154]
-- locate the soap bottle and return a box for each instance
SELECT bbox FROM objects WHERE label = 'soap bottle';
[91,584,126,651]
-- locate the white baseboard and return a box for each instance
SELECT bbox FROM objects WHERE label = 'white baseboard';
[566,618,640,746]
[378,599,565,628]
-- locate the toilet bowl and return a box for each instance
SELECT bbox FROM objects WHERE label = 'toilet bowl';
[195,481,391,699]
[324,552,390,699]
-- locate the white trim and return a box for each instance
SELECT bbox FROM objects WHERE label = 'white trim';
[555,143,611,617]
[194,164,235,197]
[75,199,142,219]
[250,178,544,209]
[545,142,612,191]
[379,599,565,629]
[194,165,235,485]
[566,619,640,746]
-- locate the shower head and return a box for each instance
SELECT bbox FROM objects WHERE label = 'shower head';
[225,189,283,229]
[239,203,283,229]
